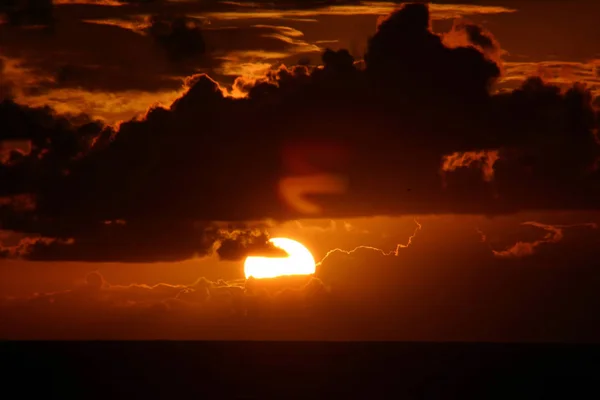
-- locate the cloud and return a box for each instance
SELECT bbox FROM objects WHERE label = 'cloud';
[144,14,207,62]
[3,213,600,340]
[498,60,600,102]
[204,1,516,21]
[1,3,599,262]
[0,219,291,263]
[7,83,185,123]
[1,0,517,122]
[442,19,505,65]
[205,24,323,79]
[316,219,422,266]
[0,235,74,258]
[0,58,15,100]
[491,221,598,258]
[0,269,332,339]
[0,139,32,165]
[215,228,288,261]
[0,0,54,28]
[0,194,36,212]
[441,150,500,186]
[54,0,123,5]
[0,12,326,120]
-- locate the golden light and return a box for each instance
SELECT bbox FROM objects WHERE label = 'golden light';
[244,238,316,279]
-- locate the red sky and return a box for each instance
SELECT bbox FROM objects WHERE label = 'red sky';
[1,1,600,341]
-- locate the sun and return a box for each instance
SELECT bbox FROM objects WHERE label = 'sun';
[244,238,316,279]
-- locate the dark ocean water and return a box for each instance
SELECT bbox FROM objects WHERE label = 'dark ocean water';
[2,341,599,399]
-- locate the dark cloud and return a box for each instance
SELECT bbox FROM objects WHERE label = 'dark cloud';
[145,14,206,62]
[0,59,14,100]
[0,16,196,93]
[216,228,288,261]
[0,12,322,95]
[0,0,54,28]
[0,220,288,262]
[463,23,497,52]
[1,3,600,262]
[0,0,517,101]
[442,18,503,65]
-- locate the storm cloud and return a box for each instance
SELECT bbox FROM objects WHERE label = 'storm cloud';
[1,3,599,262]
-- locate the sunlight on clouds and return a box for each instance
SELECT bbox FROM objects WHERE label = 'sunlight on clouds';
[18,88,184,123]
[218,58,273,79]
[220,1,263,7]
[2,55,184,122]
[53,0,123,5]
[214,22,321,79]
[6,1,593,122]
[498,60,600,100]
[253,24,321,58]
[252,25,306,38]
[260,33,320,52]
[205,2,516,21]
[0,57,51,96]
[216,50,293,78]
[441,150,500,185]
[83,16,151,35]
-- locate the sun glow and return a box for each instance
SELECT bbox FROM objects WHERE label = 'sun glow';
[244,238,316,279]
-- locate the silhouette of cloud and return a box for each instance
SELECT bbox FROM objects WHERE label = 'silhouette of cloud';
[0,0,54,28]
[145,14,207,62]
[0,0,517,121]
[442,19,504,64]
[1,3,599,262]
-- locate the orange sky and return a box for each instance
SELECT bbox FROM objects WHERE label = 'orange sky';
[1,1,598,122]
[1,1,600,341]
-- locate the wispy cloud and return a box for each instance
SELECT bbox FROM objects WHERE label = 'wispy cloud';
[498,60,600,99]
[492,221,598,258]
[203,2,516,21]
[83,16,151,34]
[53,0,123,5]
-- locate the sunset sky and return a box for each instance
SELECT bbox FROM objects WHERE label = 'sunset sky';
[1,0,600,341]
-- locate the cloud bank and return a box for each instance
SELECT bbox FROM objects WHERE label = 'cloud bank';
[1,3,599,262]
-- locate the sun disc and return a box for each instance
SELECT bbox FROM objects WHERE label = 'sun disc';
[244,238,316,279]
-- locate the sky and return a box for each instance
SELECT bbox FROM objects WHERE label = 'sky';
[1,0,600,341]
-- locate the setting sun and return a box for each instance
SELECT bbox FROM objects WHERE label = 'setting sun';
[244,238,316,279]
